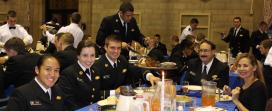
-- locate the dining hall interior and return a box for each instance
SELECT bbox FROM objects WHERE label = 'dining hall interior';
[0,0,272,111]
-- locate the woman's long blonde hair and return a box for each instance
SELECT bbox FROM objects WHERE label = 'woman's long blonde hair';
[235,53,266,86]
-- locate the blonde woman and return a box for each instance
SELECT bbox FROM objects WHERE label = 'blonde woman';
[224,53,267,111]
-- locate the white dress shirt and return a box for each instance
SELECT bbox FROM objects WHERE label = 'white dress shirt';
[45,23,84,48]
[0,23,33,46]
[34,77,52,100]
[179,25,195,43]
[77,60,92,81]
[202,58,214,74]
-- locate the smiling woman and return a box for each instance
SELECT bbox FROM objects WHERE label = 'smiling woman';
[6,55,66,111]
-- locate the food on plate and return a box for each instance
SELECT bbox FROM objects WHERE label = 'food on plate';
[160,62,176,68]
[176,95,192,102]
[97,96,118,106]
[138,56,160,67]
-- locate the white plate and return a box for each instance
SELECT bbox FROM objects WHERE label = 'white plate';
[194,106,227,111]
[183,85,202,91]
[129,60,138,63]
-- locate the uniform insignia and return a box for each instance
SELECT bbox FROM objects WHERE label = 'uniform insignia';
[79,71,83,75]
[116,19,118,22]
[114,29,120,33]
[131,28,135,32]
[30,100,42,106]
[56,96,62,100]
[95,76,100,80]
[122,69,127,73]
[105,64,108,67]
[189,71,196,76]
[103,75,110,79]
[77,77,84,82]
[239,34,243,37]
[212,75,219,80]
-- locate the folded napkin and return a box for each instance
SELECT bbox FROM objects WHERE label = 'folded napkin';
[265,47,272,67]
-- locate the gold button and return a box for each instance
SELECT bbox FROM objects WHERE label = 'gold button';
[93,88,95,91]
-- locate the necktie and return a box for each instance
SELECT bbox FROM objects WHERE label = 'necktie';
[233,29,237,37]
[85,69,91,76]
[9,27,16,29]
[45,92,50,100]
[113,63,117,69]
[124,23,127,36]
[202,65,207,75]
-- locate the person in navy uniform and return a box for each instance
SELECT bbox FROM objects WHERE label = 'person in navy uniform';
[185,40,229,88]
[93,35,160,91]
[57,40,103,110]
[6,55,65,111]
[96,2,145,58]
[221,17,250,57]
[250,21,269,60]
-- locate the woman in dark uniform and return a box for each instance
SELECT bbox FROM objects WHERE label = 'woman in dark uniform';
[57,40,103,110]
[6,55,65,111]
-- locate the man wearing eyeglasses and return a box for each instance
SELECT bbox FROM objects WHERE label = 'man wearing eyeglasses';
[184,40,229,88]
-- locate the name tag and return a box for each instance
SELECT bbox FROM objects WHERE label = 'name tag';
[30,100,42,106]
[103,75,110,79]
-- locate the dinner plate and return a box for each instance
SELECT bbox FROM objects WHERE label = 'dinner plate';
[183,85,202,91]
[194,106,227,111]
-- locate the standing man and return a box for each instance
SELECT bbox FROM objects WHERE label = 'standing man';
[96,2,145,58]
[0,10,33,47]
[185,40,229,88]
[43,12,83,48]
[179,18,199,43]
[221,17,250,57]
[251,21,269,60]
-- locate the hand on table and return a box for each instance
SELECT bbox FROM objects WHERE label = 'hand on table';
[148,75,161,86]
[231,87,241,101]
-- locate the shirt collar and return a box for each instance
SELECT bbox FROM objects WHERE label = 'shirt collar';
[34,77,51,94]
[202,58,214,73]
[105,54,117,67]
[118,12,125,26]
[77,60,88,72]
[235,26,241,31]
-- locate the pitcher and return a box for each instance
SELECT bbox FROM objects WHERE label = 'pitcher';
[130,97,150,111]
[201,81,217,106]
[116,86,136,111]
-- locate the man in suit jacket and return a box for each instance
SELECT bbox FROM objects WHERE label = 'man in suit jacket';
[96,2,145,58]
[185,40,229,88]
[251,21,269,60]
[54,32,77,71]
[6,55,65,111]
[93,35,160,90]
[154,34,168,56]
[221,17,250,57]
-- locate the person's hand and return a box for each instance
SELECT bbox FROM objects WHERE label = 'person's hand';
[220,32,226,39]
[223,85,231,95]
[121,42,129,50]
[148,75,161,86]
[231,87,241,101]
[115,87,120,95]
[230,64,237,72]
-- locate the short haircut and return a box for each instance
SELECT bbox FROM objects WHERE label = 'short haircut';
[119,2,134,13]
[71,12,81,24]
[104,35,122,47]
[259,21,268,27]
[55,33,66,41]
[190,18,199,24]
[200,40,216,50]
[4,37,27,55]
[7,10,16,18]
[59,33,74,45]
[233,17,241,22]
[76,40,96,55]
[154,34,161,39]
[260,39,272,49]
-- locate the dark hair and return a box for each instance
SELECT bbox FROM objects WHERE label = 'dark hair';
[259,21,268,27]
[7,10,16,18]
[119,2,134,13]
[36,54,60,69]
[71,12,81,24]
[200,40,216,50]
[233,17,241,22]
[260,39,272,49]
[76,40,96,55]
[105,35,122,47]
[4,37,27,55]
[154,34,161,39]
[235,53,265,85]
[190,18,199,24]
[180,39,194,50]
